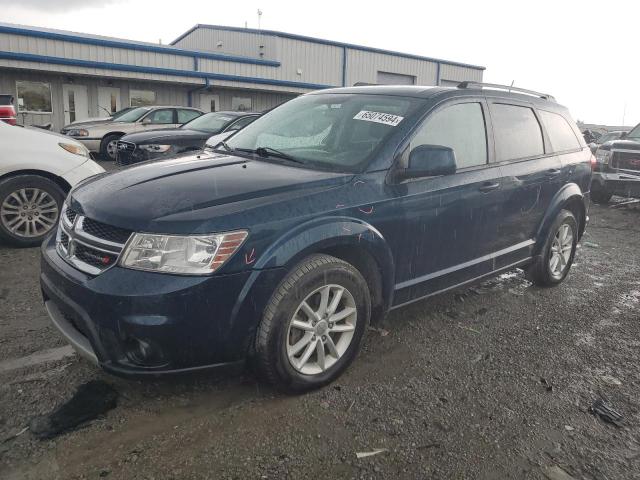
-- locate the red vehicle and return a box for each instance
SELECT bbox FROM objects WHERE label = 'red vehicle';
[0,95,16,125]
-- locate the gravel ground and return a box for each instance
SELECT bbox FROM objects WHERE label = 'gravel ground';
[0,197,639,480]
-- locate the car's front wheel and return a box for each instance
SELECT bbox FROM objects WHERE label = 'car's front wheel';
[254,254,371,392]
[100,133,122,161]
[0,175,65,247]
[527,209,578,287]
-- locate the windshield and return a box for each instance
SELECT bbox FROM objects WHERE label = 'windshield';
[110,107,135,120]
[114,107,150,123]
[627,124,640,139]
[182,112,236,133]
[225,93,422,172]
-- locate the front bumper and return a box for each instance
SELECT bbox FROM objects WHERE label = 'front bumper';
[40,235,283,377]
[592,171,640,197]
[61,159,106,187]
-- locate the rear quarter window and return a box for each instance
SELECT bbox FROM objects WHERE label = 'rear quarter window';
[538,110,581,152]
[491,104,544,161]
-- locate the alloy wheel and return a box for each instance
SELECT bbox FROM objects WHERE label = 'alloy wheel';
[107,140,118,160]
[0,188,59,238]
[549,223,573,279]
[286,284,357,375]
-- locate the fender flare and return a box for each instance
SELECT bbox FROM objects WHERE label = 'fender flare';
[225,216,396,356]
[534,183,586,255]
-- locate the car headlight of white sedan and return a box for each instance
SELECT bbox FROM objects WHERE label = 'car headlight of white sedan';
[120,231,248,274]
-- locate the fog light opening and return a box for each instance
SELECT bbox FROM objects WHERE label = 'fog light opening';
[124,336,166,367]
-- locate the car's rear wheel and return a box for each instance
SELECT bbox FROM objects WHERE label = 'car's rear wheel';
[0,175,65,247]
[100,133,122,161]
[254,254,370,392]
[527,209,578,287]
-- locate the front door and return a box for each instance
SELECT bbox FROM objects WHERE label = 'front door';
[199,94,220,113]
[381,99,505,305]
[97,87,121,118]
[62,84,88,125]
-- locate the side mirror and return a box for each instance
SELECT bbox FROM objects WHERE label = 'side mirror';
[141,117,152,124]
[401,145,457,179]
[620,132,628,139]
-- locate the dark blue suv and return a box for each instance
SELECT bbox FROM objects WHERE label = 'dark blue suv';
[40,83,592,391]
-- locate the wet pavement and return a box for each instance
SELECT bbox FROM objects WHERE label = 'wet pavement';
[1,198,639,479]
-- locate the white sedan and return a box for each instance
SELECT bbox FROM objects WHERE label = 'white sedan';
[0,122,105,247]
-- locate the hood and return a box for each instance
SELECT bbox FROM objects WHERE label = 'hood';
[598,139,640,151]
[121,128,210,145]
[70,150,353,233]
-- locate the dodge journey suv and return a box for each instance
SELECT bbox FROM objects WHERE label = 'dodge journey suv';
[41,83,592,391]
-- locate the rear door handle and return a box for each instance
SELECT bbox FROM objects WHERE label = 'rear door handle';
[478,182,500,193]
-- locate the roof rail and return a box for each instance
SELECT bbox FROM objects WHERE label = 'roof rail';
[457,81,556,102]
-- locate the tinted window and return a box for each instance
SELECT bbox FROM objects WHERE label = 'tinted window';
[177,109,201,124]
[410,102,487,169]
[538,110,581,152]
[491,104,544,161]
[145,109,174,124]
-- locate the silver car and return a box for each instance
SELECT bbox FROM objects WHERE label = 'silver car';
[61,106,203,160]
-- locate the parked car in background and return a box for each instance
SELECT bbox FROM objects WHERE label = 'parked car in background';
[588,130,627,153]
[116,111,260,166]
[41,84,591,391]
[0,94,17,125]
[0,121,104,247]
[61,106,203,160]
[592,122,640,203]
[66,106,137,127]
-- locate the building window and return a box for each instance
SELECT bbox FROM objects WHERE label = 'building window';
[130,89,156,107]
[232,97,252,112]
[16,81,52,113]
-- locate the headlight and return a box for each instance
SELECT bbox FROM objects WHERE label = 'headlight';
[138,144,172,153]
[66,128,89,137]
[120,231,248,275]
[595,149,611,164]
[59,142,90,158]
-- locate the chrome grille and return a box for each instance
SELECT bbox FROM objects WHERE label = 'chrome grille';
[611,150,640,172]
[116,141,136,152]
[56,205,131,275]
[81,217,132,244]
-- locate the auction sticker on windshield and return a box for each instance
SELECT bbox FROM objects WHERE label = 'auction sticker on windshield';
[353,110,404,126]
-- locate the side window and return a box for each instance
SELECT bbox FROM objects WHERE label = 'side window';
[491,104,544,161]
[410,102,487,169]
[538,110,581,152]
[229,115,257,130]
[177,109,201,124]
[145,109,174,124]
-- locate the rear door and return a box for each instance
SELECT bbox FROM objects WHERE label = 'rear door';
[487,101,562,253]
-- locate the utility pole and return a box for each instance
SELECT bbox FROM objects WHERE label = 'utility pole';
[623,103,627,126]
[257,9,263,30]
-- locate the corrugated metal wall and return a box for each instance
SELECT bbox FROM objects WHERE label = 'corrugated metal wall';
[345,49,439,86]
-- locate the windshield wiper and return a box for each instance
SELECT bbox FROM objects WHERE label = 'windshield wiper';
[235,146,304,165]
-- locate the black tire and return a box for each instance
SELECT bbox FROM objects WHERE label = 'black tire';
[0,175,65,247]
[254,254,371,392]
[591,188,612,204]
[527,209,578,287]
[100,133,122,161]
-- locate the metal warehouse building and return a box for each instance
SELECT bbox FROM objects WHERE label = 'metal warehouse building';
[0,22,485,132]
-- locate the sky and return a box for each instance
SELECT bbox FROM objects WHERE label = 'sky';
[2,0,638,126]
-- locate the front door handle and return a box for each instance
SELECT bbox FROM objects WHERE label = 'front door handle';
[546,168,562,177]
[479,182,500,193]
